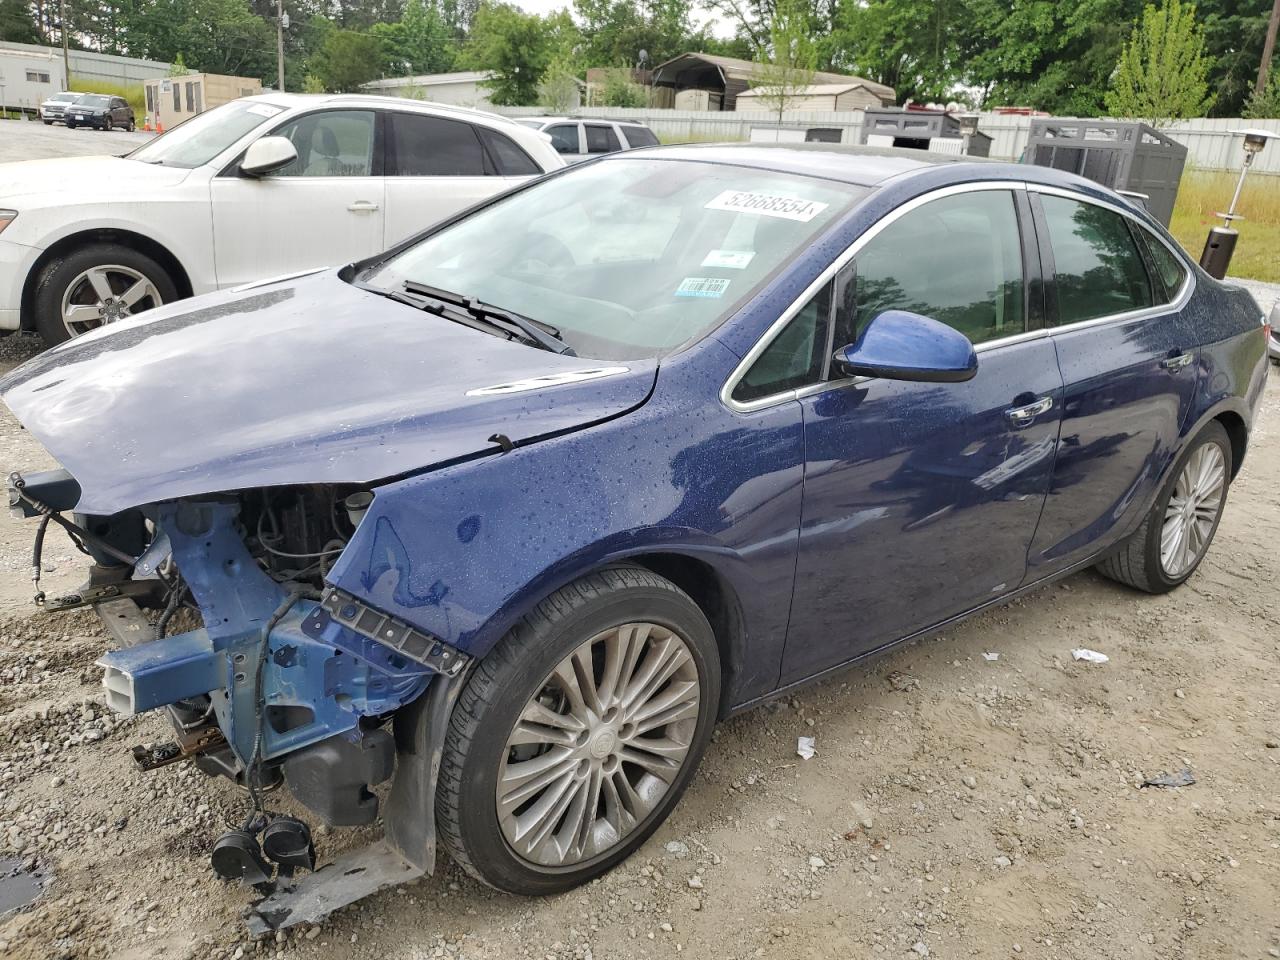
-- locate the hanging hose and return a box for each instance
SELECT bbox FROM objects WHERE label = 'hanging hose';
[10,473,140,569]
[30,513,50,605]
[243,590,304,830]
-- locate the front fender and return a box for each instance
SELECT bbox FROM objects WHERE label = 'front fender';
[326,339,807,707]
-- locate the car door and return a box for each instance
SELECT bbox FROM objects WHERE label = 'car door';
[760,186,1065,685]
[381,112,523,249]
[209,108,385,289]
[544,122,584,162]
[584,122,623,158]
[1024,188,1199,576]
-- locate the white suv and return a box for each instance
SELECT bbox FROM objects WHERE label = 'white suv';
[514,117,659,163]
[0,94,563,345]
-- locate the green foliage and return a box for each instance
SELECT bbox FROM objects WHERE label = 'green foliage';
[311,28,383,91]
[598,66,647,107]
[750,0,817,122]
[1244,67,1280,119]
[69,77,146,114]
[0,0,40,43]
[461,2,579,106]
[574,0,698,69]
[1106,0,1213,124]
[370,0,454,75]
[168,52,190,77]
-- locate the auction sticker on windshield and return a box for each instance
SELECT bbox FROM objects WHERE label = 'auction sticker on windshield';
[675,277,731,299]
[246,104,284,118]
[701,249,755,269]
[705,190,829,222]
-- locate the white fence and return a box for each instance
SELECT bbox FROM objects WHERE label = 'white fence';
[494,105,1280,175]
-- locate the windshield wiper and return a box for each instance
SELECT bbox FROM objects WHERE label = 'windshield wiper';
[398,281,575,356]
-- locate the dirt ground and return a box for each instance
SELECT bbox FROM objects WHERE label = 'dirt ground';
[0,324,1276,960]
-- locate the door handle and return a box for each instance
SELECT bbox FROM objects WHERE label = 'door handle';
[347,200,380,213]
[1005,395,1054,427]
[1160,351,1193,372]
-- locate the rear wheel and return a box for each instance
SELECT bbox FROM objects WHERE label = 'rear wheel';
[437,566,719,895]
[32,243,178,346]
[1097,421,1231,593]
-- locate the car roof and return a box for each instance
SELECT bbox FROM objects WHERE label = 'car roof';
[239,92,528,130]
[617,142,1115,196]
[521,115,648,127]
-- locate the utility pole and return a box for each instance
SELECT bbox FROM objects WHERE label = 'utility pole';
[276,0,286,92]
[1258,0,1280,97]
[59,0,69,88]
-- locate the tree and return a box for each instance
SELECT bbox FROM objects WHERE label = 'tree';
[1106,0,1213,124]
[749,0,816,126]
[461,2,578,106]
[598,66,646,106]
[538,57,579,111]
[1244,65,1280,117]
[0,0,40,42]
[311,28,382,90]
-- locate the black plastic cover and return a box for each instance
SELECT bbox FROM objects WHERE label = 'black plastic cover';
[282,728,394,826]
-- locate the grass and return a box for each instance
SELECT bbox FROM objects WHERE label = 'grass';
[1169,169,1280,283]
[68,77,146,118]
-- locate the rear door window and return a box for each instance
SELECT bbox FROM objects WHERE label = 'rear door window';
[1039,194,1154,324]
[585,124,622,154]
[1136,227,1188,303]
[478,127,540,176]
[388,113,486,176]
[620,125,659,148]
[545,123,580,155]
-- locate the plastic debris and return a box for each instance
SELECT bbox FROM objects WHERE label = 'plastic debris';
[982,652,999,661]
[1071,648,1110,663]
[796,736,816,760]
[1141,767,1196,789]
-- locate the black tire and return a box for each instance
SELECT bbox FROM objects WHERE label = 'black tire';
[436,566,720,895]
[127,119,136,132]
[102,118,112,131]
[1096,421,1232,593]
[32,242,179,347]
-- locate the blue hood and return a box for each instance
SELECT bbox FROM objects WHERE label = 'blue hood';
[1,272,656,515]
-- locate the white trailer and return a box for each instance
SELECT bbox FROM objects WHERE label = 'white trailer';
[0,48,68,115]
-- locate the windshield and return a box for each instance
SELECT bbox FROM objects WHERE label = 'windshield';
[128,100,287,169]
[362,158,865,360]
[48,92,79,103]
[77,95,110,107]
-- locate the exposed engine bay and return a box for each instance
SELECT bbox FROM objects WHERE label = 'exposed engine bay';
[8,471,469,931]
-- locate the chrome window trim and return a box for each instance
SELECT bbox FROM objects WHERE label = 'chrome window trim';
[721,179,1196,415]
[721,181,1029,414]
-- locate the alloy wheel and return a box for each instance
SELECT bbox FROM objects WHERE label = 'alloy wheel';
[496,622,701,868]
[60,264,163,338]
[1160,442,1226,578]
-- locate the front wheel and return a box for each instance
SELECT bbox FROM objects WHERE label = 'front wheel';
[436,566,720,895]
[32,242,178,346]
[1097,421,1232,593]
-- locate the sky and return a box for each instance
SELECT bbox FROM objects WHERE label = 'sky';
[509,0,737,38]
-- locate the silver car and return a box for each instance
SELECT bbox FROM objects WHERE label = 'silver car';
[515,116,660,162]
[39,91,80,125]
[1269,303,1280,364]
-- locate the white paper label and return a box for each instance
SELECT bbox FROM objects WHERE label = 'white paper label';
[701,249,756,270]
[675,277,731,299]
[705,189,829,222]
[247,104,284,118]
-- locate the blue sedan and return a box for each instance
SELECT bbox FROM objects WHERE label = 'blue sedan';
[1,145,1269,920]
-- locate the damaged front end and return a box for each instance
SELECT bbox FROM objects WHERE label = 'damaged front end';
[9,470,469,932]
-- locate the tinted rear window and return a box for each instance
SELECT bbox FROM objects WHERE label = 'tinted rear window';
[389,113,486,176]
[621,126,659,148]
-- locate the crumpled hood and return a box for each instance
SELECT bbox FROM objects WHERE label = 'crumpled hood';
[0,156,192,203]
[0,272,657,514]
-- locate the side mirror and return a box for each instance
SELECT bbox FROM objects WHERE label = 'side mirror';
[240,136,298,178]
[833,310,978,383]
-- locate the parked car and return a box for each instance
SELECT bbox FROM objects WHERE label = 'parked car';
[0,94,563,346]
[515,116,659,161]
[38,91,81,125]
[64,93,136,131]
[1,145,1267,927]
